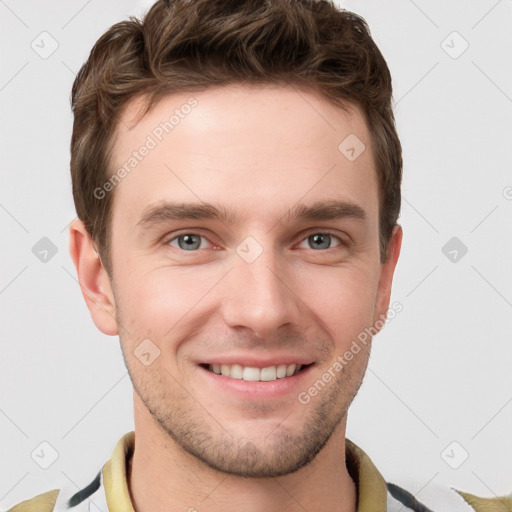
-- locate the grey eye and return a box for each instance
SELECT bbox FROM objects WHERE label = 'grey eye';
[169,234,205,251]
[309,233,331,250]
[299,233,342,251]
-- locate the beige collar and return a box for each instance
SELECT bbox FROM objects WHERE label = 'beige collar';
[102,431,389,512]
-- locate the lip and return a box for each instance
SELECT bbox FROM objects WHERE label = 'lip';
[197,362,315,400]
[198,354,315,368]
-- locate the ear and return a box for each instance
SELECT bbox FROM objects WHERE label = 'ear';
[373,224,403,329]
[68,218,119,336]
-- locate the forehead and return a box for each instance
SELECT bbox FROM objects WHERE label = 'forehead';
[109,84,378,229]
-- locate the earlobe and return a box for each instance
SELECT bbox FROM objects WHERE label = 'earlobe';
[68,219,119,336]
[373,224,403,329]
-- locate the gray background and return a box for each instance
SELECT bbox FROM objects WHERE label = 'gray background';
[1,0,511,508]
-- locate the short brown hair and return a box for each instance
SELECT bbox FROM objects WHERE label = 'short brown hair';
[70,0,402,276]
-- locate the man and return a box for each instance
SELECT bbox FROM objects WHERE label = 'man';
[7,0,510,511]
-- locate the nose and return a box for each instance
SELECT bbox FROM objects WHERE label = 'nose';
[220,244,303,340]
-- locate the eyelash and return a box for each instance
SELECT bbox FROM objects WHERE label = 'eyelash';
[164,230,348,252]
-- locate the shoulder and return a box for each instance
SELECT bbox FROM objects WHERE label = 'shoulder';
[453,488,512,512]
[387,481,512,512]
[4,469,105,512]
[5,489,60,512]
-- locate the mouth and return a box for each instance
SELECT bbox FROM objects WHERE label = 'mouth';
[199,362,313,382]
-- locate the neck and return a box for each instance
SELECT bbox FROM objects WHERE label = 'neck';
[128,397,357,512]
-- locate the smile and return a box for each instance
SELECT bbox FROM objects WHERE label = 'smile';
[204,363,310,382]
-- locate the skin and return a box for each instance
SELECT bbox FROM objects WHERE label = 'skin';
[69,83,402,512]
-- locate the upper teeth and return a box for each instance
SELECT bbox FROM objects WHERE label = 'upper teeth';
[208,363,303,381]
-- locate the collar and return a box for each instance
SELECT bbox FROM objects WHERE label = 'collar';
[101,431,388,511]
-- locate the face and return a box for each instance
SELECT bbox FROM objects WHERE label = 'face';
[77,83,401,478]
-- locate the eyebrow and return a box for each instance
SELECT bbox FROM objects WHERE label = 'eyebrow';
[136,199,367,228]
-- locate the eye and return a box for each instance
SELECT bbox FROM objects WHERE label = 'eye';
[167,233,211,251]
[165,231,346,253]
[297,232,344,251]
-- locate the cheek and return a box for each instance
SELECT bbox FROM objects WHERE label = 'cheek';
[114,254,380,347]
[298,265,379,335]
[115,264,221,337]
